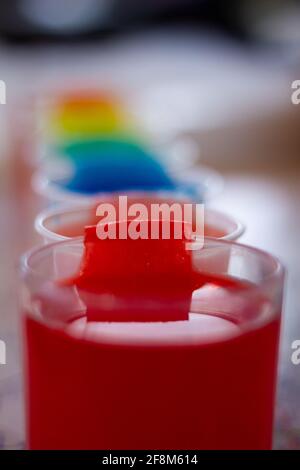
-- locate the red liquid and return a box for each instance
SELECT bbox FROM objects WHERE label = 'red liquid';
[25,313,280,450]
[62,224,241,323]
[53,197,225,240]
[59,220,224,239]
[24,226,280,449]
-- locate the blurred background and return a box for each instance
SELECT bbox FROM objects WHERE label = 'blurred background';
[0,0,300,449]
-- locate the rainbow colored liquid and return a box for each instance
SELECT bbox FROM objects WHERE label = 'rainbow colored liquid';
[55,139,175,194]
[43,91,180,196]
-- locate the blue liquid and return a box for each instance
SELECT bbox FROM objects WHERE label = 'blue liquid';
[55,139,177,194]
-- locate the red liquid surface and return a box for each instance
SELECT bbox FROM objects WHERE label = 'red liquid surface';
[59,220,224,239]
[53,197,225,239]
[24,225,280,449]
[25,314,280,450]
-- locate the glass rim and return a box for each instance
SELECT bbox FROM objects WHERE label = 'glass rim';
[20,235,284,290]
[31,164,223,204]
[34,201,245,243]
[20,236,284,341]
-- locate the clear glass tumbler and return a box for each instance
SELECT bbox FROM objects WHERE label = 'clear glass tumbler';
[20,236,284,450]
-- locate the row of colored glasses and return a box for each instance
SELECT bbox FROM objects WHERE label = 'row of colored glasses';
[19,87,285,450]
[34,89,214,204]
